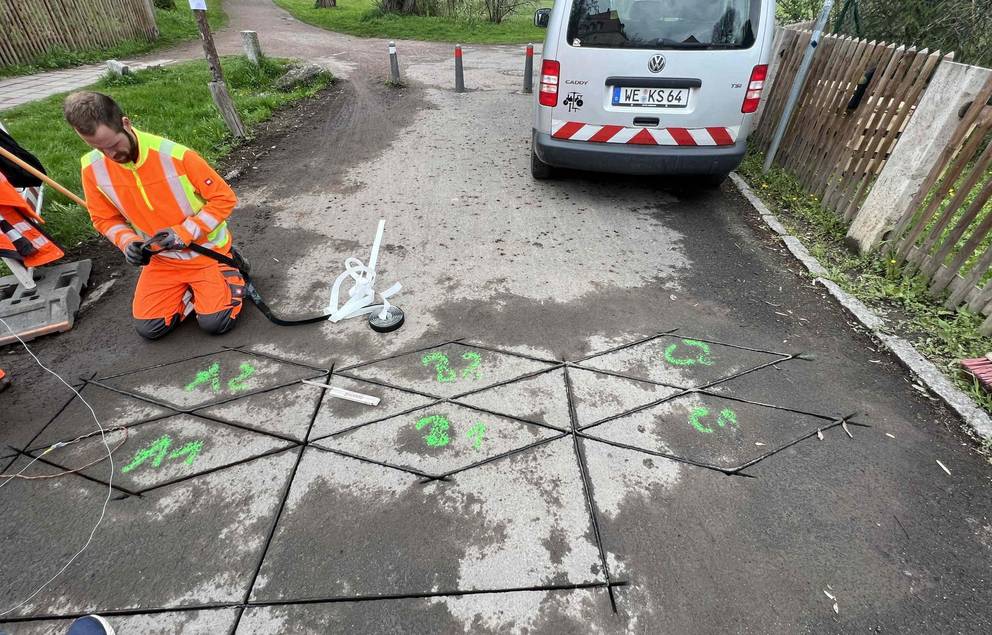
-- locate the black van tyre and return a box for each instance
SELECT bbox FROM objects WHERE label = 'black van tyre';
[531,146,555,180]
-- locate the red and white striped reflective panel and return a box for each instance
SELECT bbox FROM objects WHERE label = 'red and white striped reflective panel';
[551,120,739,146]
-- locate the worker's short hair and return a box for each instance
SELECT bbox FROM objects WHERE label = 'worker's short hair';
[63,92,125,135]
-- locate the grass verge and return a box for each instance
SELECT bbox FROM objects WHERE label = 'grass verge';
[0,0,227,79]
[1,56,331,252]
[738,150,992,428]
[274,0,545,44]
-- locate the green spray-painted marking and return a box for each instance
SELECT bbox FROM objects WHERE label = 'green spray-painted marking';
[664,339,715,367]
[185,361,256,393]
[415,414,451,447]
[121,435,205,473]
[466,422,486,450]
[422,350,485,383]
[167,440,204,465]
[422,352,457,383]
[461,351,483,381]
[689,407,738,434]
[227,362,256,391]
[185,362,221,393]
[121,435,172,473]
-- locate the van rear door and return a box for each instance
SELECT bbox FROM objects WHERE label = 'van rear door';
[550,0,768,146]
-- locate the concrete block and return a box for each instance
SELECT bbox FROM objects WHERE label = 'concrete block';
[105,59,131,76]
[0,259,90,346]
[846,61,992,254]
[241,30,263,66]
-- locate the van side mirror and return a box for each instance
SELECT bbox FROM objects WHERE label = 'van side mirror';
[534,8,551,28]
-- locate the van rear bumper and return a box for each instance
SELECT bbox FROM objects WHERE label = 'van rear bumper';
[533,130,746,176]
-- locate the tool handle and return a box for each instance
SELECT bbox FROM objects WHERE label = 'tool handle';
[0,145,88,208]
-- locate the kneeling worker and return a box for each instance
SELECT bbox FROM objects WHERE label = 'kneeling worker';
[64,91,245,340]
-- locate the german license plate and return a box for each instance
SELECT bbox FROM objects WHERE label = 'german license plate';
[612,86,689,108]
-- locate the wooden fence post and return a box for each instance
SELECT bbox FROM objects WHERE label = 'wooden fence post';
[846,61,992,254]
[194,8,246,138]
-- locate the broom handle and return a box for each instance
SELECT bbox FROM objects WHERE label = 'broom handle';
[0,145,88,208]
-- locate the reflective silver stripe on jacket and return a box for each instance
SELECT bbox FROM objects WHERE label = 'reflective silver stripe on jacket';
[157,140,196,217]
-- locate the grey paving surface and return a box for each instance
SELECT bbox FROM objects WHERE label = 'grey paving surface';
[1,0,990,632]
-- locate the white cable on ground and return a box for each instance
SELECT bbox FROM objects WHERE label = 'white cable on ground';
[0,316,114,617]
[325,219,402,323]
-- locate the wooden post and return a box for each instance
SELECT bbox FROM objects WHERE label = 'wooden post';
[241,30,262,66]
[194,8,246,138]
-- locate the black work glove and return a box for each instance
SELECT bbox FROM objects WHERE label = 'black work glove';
[156,228,186,250]
[124,240,145,267]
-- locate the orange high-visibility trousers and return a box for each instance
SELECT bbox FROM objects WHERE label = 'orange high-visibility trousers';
[132,257,245,340]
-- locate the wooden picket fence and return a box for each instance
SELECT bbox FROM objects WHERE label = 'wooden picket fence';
[754,29,948,220]
[0,0,158,69]
[885,75,992,333]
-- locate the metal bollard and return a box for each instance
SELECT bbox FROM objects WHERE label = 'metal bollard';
[388,40,401,85]
[454,44,465,93]
[523,43,534,93]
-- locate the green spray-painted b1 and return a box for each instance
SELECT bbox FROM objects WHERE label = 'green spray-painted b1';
[414,415,487,450]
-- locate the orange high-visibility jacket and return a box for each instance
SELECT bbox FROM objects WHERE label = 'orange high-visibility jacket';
[80,128,237,265]
[0,172,63,267]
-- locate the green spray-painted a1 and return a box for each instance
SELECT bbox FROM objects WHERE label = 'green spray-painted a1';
[415,414,487,450]
[663,339,715,367]
[421,351,483,383]
[121,435,204,474]
[184,361,255,393]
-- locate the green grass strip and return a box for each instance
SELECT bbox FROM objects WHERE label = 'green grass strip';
[274,0,546,44]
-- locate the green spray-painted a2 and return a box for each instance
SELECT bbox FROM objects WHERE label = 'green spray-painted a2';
[184,361,256,393]
[688,407,737,434]
[663,339,715,367]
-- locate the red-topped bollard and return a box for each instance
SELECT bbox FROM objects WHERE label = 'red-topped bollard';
[454,44,465,93]
[523,43,534,93]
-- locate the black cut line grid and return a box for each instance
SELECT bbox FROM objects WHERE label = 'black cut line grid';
[1,336,850,628]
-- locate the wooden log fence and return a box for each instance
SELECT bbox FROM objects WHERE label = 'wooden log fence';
[754,28,948,220]
[0,0,158,69]
[885,75,992,334]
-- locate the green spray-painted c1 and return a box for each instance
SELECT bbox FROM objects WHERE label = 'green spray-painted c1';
[663,339,715,367]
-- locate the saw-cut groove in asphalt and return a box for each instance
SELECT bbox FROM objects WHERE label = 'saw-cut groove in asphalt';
[219,345,331,374]
[447,362,565,401]
[133,445,303,497]
[0,580,629,624]
[564,362,688,391]
[24,411,178,454]
[229,364,333,635]
[94,347,246,381]
[330,371,444,400]
[87,367,330,416]
[309,442,446,481]
[563,365,618,613]
[417,432,572,482]
[459,340,564,365]
[2,376,94,474]
[572,328,681,363]
[11,446,142,497]
[333,338,467,373]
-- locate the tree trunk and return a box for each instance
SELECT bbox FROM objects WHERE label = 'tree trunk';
[315,0,336,7]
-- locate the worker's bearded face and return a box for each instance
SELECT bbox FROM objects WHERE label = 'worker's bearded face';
[77,118,138,164]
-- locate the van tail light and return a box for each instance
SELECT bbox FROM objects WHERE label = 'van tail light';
[742,64,768,113]
[539,60,560,107]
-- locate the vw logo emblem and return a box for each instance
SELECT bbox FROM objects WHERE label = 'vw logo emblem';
[648,55,666,73]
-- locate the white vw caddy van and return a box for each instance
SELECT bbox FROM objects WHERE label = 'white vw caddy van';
[531,0,776,184]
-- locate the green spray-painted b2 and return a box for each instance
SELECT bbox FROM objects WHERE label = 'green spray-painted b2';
[421,351,484,384]
[688,407,737,434]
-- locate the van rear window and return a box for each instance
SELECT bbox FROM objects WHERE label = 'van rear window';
[567,0,760,50]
